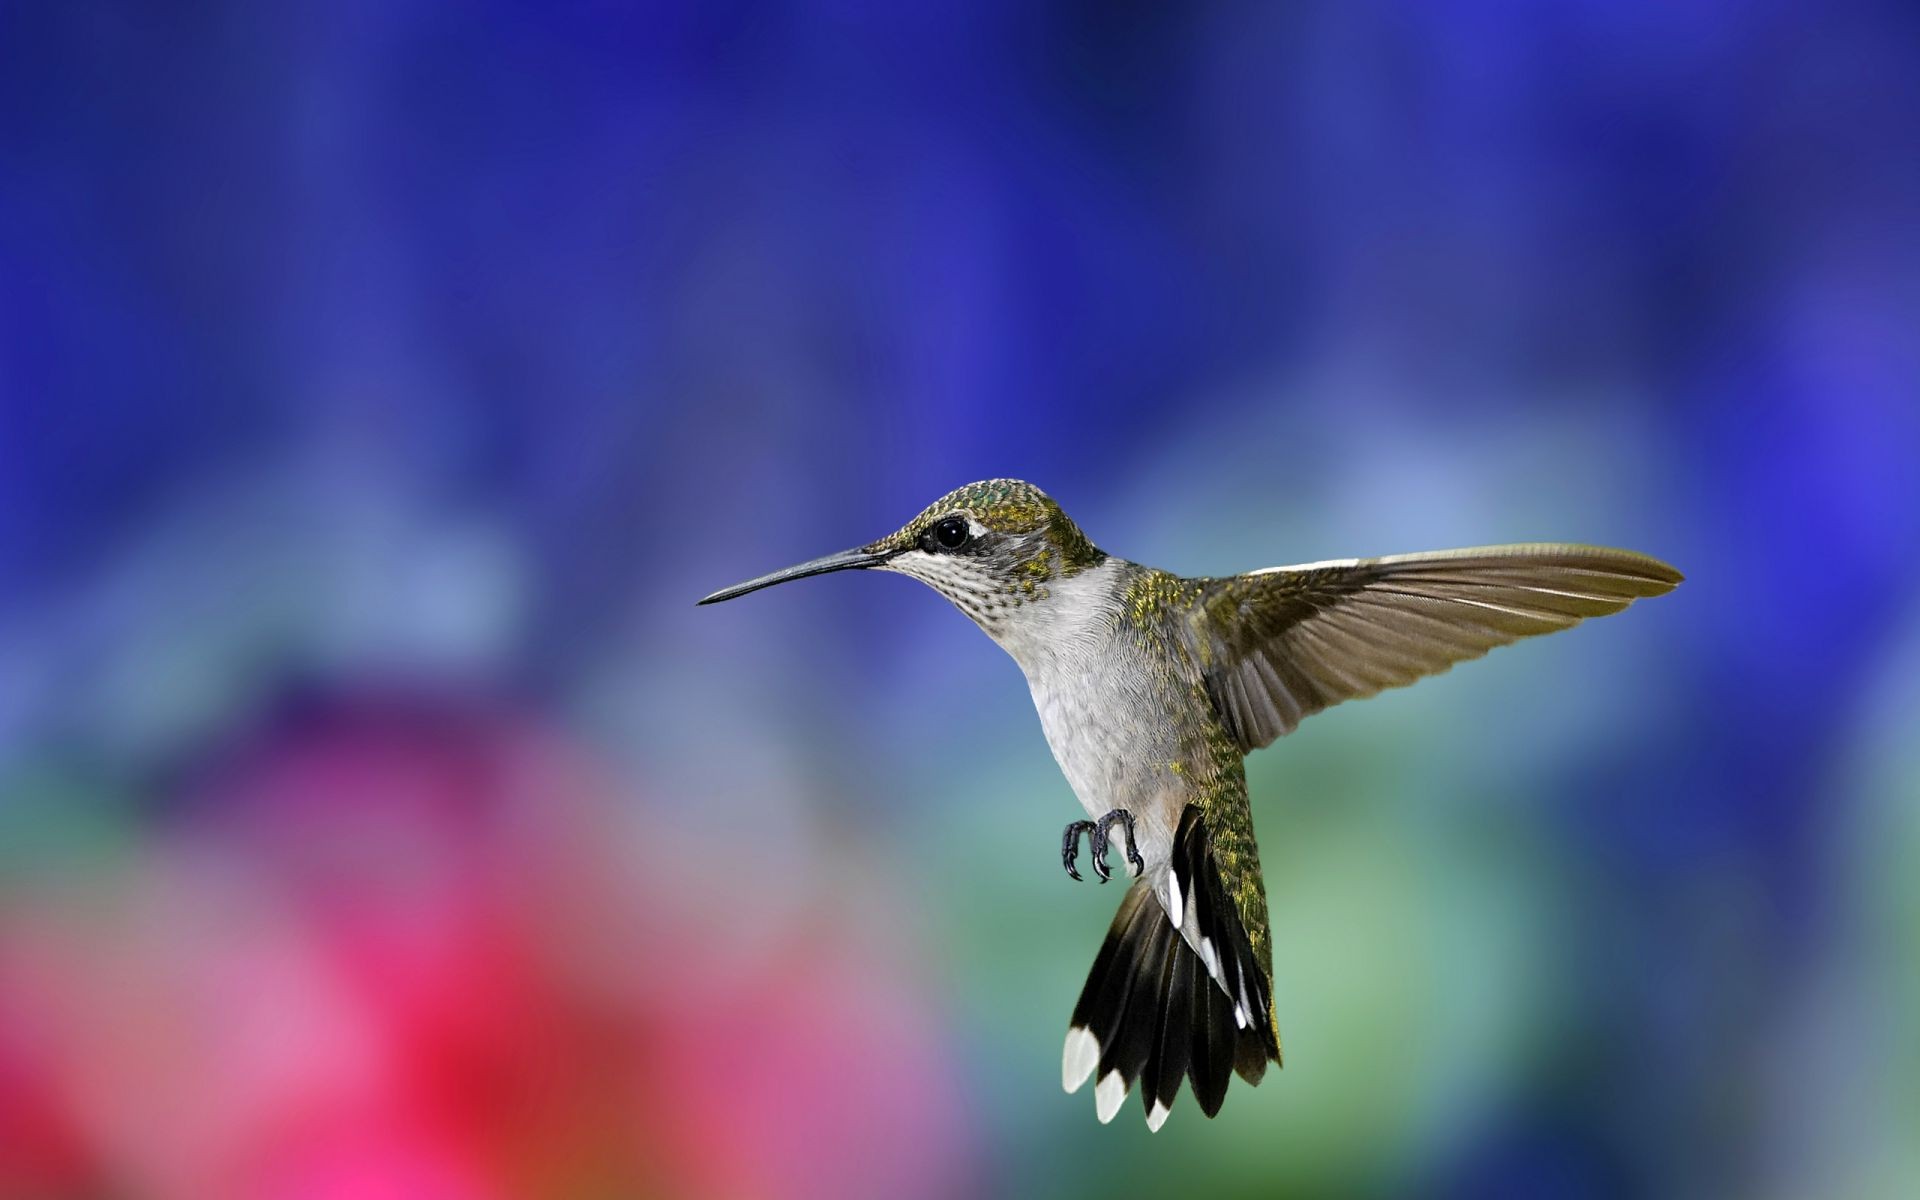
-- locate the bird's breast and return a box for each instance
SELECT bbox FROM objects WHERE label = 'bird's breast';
[1024,643,1197,836]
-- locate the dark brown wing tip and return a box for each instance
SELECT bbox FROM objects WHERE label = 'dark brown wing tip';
[1590,546,1683,592]
[1590,546,1684,590]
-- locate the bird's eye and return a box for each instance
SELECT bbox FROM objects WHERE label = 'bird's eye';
[931,516,971,551]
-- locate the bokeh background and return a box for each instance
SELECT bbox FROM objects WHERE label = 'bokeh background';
[3,2,1918,1197]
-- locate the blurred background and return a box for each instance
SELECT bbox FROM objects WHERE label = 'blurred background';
[2,2,1918,1197]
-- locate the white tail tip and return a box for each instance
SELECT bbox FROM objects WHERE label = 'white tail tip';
[1062,1027,1100,1093]
[1095,1070,1126,1124]
[1146,1099,1170,1132]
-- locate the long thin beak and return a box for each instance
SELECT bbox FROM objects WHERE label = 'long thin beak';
[696,546,895,605]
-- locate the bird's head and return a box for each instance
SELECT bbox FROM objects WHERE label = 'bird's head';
[697,479,1105,634]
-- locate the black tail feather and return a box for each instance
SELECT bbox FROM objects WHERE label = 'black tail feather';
[1072,885,1155,1050]
[1141,938,1193,1128]
[1172,806,1282,1066]
[1064,804,1283,1129]
[1189,968,1235,1117]
[1097,908,1172,1102]
[1234,1029,1271,1087]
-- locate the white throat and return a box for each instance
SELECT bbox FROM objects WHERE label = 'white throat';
[985,557,1124,674]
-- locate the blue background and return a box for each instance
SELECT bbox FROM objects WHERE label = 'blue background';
[2,3,1917,1197]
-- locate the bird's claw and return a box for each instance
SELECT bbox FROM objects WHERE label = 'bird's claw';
[1090,809,1145,882]
[1061,810,1144,883]
[1061,820,1096,881]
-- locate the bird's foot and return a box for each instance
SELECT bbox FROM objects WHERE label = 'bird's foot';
[1061,820,1097,881]
[1088,809,1146,883]
[1062,811,1146,882]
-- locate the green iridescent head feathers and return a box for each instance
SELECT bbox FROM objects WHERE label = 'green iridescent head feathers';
[866,478,1102,574]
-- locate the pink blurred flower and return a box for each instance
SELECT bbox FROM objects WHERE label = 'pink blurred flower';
[0,695,974,1199]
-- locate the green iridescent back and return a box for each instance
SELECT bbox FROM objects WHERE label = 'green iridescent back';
[1117,566,1276,1014]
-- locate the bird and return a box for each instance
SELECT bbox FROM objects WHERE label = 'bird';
[697,479,1681,1131]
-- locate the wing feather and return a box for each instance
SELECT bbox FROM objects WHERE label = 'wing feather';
[1185,543,1681,750]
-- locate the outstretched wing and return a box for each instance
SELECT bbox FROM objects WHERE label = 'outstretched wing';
[1181,543,1683,751]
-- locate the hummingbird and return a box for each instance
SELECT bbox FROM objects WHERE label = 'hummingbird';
[697,479,1681,1130]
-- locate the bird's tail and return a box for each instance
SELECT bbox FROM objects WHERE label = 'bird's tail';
[1061,873,1279,1130]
